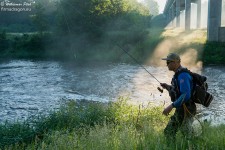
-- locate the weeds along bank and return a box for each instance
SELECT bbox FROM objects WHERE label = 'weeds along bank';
[0,98,167,149]
[1,98,225,149]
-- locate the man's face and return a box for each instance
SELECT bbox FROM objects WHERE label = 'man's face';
[166,60,175,71]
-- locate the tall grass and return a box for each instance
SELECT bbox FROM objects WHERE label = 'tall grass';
[1,97,225,149]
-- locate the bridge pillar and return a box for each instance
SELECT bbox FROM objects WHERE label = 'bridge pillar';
[169,8,172,27]
[176,0,181,27]
[172,4,176,27]
[185,0,191,30]
[207,0,222,41]
[197,0,201,28]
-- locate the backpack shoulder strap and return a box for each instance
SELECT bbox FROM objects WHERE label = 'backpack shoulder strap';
[175,68,207,86]
[173,68,191,93]
[174,67,190,79]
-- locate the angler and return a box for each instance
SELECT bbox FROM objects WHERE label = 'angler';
[160,53,197,145]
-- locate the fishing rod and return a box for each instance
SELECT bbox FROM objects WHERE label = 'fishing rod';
[59,0,164,93]
[116,44,163,93]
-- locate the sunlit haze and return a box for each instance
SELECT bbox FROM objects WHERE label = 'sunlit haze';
[157,0,167,13]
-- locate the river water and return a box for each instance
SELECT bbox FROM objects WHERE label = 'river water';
[0,59,224,125]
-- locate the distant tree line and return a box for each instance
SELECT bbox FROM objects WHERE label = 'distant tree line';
[0,0,157,33]
[0,0,160,61]
[55,0,152,36]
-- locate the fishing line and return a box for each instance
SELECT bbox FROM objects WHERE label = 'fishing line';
[117,44,164,93]
[59,0,163,93]
[59,1,77,58]
[116,44,161,84]
[60,2,205,136]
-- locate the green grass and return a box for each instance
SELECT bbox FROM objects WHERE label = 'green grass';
[1,97,225,150]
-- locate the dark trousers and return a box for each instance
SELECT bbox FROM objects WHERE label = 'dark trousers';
[164,102,196,144]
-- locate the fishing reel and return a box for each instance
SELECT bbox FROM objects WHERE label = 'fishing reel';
[157,87,163,93]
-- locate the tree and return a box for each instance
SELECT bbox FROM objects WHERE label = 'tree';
[143,0,159,16]
[0,30,9,50]
[0,0,35,32]
[31,0,56,33]
[56,0,151,35]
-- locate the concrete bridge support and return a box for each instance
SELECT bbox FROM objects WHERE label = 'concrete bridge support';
[168,8,172,27]
[164,0,224,42]
[176,0,181,27]
[164,0,202,29]
[185,0,191,30]
[207,0,222,41]
[172,4,176,27]
[197,0,201,28]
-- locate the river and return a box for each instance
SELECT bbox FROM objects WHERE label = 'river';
[0,59,224,125]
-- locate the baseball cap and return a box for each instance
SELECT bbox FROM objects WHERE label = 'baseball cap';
[162,53,180,61]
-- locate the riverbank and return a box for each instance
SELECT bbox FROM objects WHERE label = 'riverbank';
[2,98,225,149]
[159,29,225,66]
[1,29,224,65]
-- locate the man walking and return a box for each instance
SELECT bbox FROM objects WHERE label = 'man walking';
[160,53,196,144]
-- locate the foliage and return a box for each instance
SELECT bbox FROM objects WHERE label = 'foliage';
[31,0,57,34]
[0,99,113,148]
[0,30,6,40]
[31,3,49,34]
[0,122,35,148]
[0,30,10,51]
[0,0,161,63]
[0,24,35,33]
[56,0,151,36]
[0,33,56,59]
[202,42,225,65]
[0,0,35,32]
[142,0,159,16]
[52,0,154,62]
[0,98,166,149]
[2,98,225,149]
[160,29,225,65]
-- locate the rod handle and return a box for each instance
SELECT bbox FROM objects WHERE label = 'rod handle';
[157,87,163,93]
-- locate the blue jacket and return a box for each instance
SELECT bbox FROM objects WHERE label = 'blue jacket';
[172,69,193,108]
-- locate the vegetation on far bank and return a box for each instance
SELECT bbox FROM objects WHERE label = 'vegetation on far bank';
[1,98,225,149]
[0,0,159,62]
[1,27,225,65]
[1,0,224,65]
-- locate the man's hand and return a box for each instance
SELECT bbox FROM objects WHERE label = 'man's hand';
[162,104,174,116]
[160,83,171,91]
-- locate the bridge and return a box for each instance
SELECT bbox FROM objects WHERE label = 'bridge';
[163,0,225,42]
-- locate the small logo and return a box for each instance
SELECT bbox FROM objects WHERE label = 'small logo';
[1,1,4,6]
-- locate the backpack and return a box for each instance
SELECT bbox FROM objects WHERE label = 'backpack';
[190,72,213,107]
[176,69,213,107]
